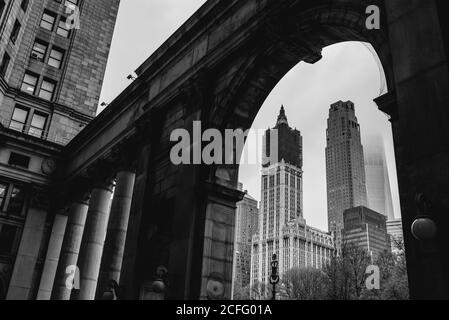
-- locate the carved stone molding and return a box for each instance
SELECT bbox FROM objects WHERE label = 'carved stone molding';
[374,91,398,122]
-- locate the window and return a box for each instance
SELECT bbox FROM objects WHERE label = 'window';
[20,0,29,11]
[39,79,56,101]
[31,40,48,61]
[0,1,5,19]
[9,106,29,132]
[29,112,48,138]
[10,20,21,44]
[8,186,25,216]
[65,0,78,7]
[48,47,64,68]
[56,17,70,37]
[0,183,6,209]
[8,153,30,169]
[0,224,18,255]
[21,72,38,94]
[0,53,10,77]
[40,10,56,31]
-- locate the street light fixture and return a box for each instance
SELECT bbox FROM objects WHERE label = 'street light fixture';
[152,266,169,294]
[411,194,438,241]
[269,254,279,300]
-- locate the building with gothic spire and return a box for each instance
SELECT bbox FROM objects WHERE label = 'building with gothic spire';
[251,106,333,295]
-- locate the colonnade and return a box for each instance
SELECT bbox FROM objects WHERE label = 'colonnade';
[41,170,137,300]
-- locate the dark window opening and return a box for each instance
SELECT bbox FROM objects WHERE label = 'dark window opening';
[10,20,21,44]
[8,153,30,169]
[0,224,18,255]
[20,0,29,11]
[0,53,10,77]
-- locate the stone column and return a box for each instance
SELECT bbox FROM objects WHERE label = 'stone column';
[195,181,244,300]
[74,180,114,300]
[7,208,47,300]
[383,0,449,299]
[36,214,68,300]
[97,171,136,297]
[51,196,90,300]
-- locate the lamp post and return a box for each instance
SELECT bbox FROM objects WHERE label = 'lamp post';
[151,266,169,295]
[269,254,279,301]
[411,194,438,241]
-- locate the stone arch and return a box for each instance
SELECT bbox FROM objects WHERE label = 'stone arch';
[213,1,392,134]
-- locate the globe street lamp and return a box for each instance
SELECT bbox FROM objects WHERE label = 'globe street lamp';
[269,254,279,301]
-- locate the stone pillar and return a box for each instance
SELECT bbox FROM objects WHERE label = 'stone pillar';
[97,171,136,297]
[51,196,90,300]
[384,0,449,299]
[36,214,68,300]
[196,181,244,300]
[74,180,114,300]
[7,208,47,300]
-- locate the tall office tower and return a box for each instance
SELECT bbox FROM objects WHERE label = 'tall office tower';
[251,107,333,295]
[387,219,404,253]
[343,206,390,261]
[0,0,119,300]
[231,183,259,299]
[326,101,368,252]
[363,134,395,220]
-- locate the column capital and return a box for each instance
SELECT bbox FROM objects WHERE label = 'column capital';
[64,177,92,208]
[86,160,116,191]
[374,91,398,122]
[198,181,246,206]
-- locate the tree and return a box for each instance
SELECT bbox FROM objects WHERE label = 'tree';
[342,243,372,299]
[281,267,328,300]
[360,239,410,300]
[233,283,250,300]
[323,254,351,300]
[250,280,269,300]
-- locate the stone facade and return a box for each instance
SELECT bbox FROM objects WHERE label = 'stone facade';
[0,0,119,300]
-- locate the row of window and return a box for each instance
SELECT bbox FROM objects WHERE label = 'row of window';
[32,40,65,69]
[10,106,48,139]
[21,72,57,101]
[42,0,82,38]
[0,182,25,217]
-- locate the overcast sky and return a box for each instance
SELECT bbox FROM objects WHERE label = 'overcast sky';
[99,0,401,232]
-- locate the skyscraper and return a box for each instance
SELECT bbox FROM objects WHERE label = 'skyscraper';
[343,206,390,261]
[363,134,395,221]
[231,183,258,299]
[387,219,404,253]
[251,107,333,294]
[0,0,119,300]
[326,101,368,252]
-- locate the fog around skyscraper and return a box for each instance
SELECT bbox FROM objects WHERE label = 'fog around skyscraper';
[363,134,395,221]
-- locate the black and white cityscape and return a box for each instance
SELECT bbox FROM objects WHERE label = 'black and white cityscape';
[0,0,448,305]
